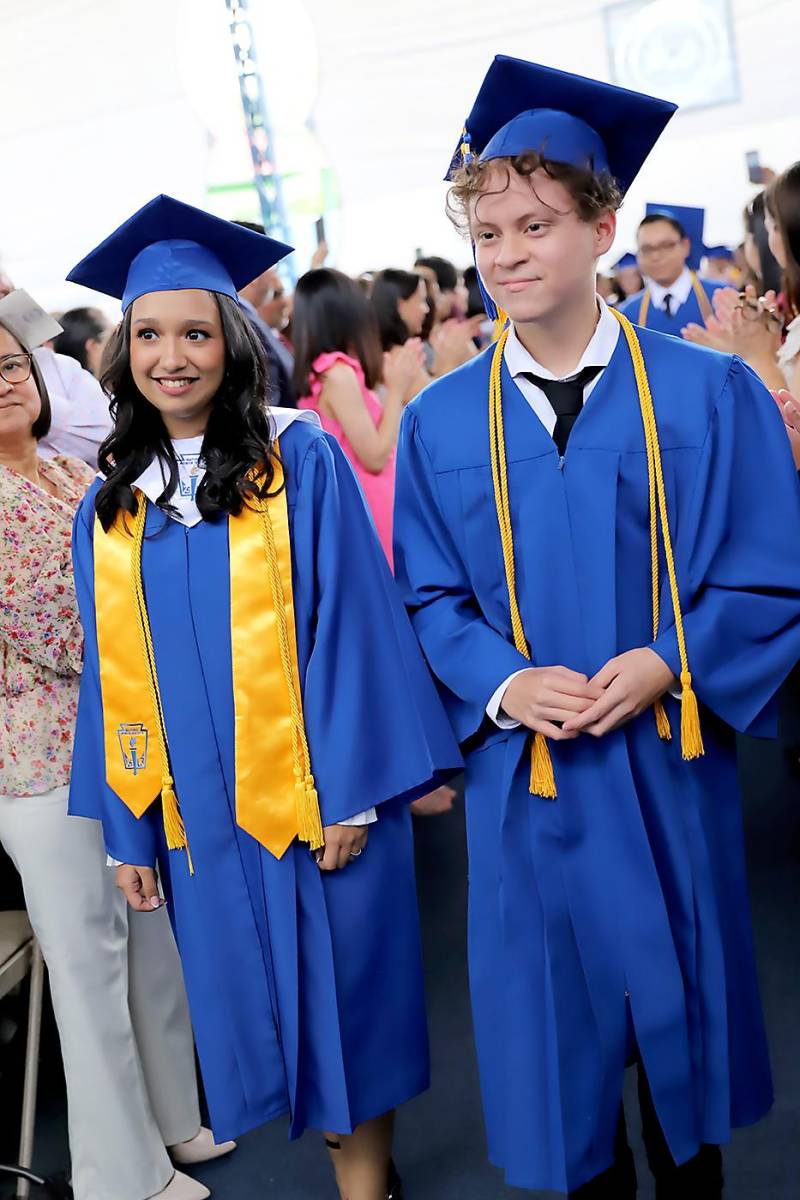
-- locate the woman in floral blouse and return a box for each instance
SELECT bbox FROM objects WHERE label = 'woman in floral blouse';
[0,296,234,1200]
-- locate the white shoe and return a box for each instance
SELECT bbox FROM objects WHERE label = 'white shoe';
[150,1171,211,1200]
[170,1126,237,1165]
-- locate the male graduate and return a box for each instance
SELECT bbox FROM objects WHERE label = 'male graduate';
[618,204,733,336]
[394,55,800,1198]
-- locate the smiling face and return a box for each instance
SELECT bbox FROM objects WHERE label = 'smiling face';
[129,289,226,438]
[0,325,42,449]
[470,165,616,325]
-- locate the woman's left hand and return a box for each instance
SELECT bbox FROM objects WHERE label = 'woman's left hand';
[315,824,368,871]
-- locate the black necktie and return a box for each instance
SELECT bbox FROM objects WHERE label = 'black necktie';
[522,365,603,456]
[663,293,674,316]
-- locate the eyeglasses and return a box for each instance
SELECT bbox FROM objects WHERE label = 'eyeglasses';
[637,239,684,259]
[0,352,33,384]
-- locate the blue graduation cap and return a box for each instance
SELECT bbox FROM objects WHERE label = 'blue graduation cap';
[447,56,677,194]
[644,203,705,271]
[67,194,294,311]
[614,253,639,271]
[704,245,734,261]
[447,57,677,320]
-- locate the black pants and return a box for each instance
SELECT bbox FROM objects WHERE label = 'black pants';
[570,1066,724,1198]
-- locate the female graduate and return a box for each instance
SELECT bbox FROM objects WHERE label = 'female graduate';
[66,195,461,1200]
[394,57,800,1198]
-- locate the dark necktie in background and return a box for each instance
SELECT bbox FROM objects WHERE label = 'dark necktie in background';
[663,293,674,316]
[522,366,603,456]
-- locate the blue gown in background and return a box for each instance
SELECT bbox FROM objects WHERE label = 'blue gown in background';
[69,420,462,1143]
[394,328,800,1193]
[619,276,729,335]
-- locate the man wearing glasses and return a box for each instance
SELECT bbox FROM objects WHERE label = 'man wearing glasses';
[619,207,734,336]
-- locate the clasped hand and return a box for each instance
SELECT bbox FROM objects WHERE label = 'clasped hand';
[500,648,676,740]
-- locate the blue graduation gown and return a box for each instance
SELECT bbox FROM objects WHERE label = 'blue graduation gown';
[393,330,800,1192]
[69,421,462,1143]
[619,277,729,336]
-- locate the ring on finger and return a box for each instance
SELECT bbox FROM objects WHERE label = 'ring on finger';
[349,848,363,858]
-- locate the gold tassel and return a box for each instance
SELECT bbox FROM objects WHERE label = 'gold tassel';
[679,672,705,760]
[654,698,672,741]
[530,732,557,799]
[296,771,324,851]
[160,776,194,875]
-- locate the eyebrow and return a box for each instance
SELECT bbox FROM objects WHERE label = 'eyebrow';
[473,208,555,228]
[132,317,216,327]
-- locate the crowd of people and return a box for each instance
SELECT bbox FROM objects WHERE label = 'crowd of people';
[1,50,800,1200]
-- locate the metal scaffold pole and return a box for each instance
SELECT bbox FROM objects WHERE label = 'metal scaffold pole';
[225,0,296,282]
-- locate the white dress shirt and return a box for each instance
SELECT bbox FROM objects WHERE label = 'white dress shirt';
[35,347,113,468]
[486,300,621,729]
[126,407,375,831]
[644,267,693,313]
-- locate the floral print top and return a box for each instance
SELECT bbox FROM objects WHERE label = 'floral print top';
[0,455,95,796]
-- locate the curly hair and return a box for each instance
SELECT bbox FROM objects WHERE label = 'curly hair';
[94,292,280,531]
[446,151,623,235]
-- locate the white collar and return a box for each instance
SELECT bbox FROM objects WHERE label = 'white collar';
[645,267,693,310]
[132,407,320,527]
[504,297,620,382]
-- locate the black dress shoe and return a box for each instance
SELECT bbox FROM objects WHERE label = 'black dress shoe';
[387,1159,403,1200]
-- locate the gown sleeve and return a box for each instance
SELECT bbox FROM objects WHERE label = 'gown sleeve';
[291,433,462,825]
[393,407,532,744]
[651,356,800,735]
[68,486,159,867]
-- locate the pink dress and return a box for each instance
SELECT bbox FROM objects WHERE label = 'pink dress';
[298,351,396,569]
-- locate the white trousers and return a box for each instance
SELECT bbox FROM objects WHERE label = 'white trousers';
[0,786,201,1200]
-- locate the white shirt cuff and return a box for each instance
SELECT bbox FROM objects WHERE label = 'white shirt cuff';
[107,855,123,867]
[486,670,528,729]
[338,808,378,827]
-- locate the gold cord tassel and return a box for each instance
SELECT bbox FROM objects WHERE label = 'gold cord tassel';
[679,671,704,760]
[530,732,557,799]
[488,330,557,799]
[296,771,324,848]
[257,489,325,852]
[610,310,705,763]
[653,698,673,741]
[131,499,195,874]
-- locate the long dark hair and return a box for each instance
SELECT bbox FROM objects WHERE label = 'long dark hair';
[53,307,108,371]
[371,269,424,351]
[744,191,783,295]
[95,292,278,531]
[0,321,52,440]
[766,163,800,317]
[292,268,384,397]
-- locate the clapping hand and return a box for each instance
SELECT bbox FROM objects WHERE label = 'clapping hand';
[770,388,800,469]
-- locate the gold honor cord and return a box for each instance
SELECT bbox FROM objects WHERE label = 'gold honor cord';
[638,272,713,329]
[94,447,324,874]
[487,314,704,800]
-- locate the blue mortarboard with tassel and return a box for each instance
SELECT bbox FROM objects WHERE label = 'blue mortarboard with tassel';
[644,203,706,271]
[447,56,678,322]
[67,194,294,311]
[614,253,639,271]
[704,245,735,261]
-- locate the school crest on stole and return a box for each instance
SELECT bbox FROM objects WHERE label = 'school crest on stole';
[118,722,149,775]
